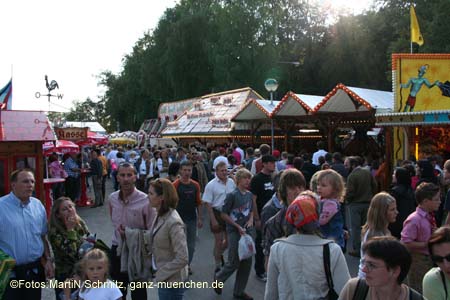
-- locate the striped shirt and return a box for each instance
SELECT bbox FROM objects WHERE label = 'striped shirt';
[64,157,80,178]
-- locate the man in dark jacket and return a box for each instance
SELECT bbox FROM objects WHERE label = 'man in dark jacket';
[90,149,104,207]
[344,156,377,256]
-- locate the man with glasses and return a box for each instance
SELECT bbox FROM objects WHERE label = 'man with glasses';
[108,162,156,300]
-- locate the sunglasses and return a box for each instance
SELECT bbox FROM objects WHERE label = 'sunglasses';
[431,254,450,263]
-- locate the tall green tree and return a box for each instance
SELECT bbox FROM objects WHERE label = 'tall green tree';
[98,0,450,132]
[64,97,111,131]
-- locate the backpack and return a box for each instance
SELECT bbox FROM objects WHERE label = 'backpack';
[440,269,448,299]
[352,278,424,300]
[323,243,339,300]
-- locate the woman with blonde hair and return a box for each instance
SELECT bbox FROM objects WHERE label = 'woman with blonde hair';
[148,178,188,299]
[49,197,89,300]
[358,192,398,278]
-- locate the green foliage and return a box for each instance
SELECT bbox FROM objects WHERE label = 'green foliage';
[63,97,112,132]
[98,0,449,131]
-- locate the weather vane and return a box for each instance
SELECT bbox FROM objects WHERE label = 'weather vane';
[35,75,64,111]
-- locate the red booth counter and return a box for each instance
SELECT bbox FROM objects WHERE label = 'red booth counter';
[78,168,92,207]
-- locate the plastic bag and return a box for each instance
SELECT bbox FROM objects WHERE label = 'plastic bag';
[110,159,118,171]
[238,233,256,261]
[78,233,111,257]
[78,233,96,257]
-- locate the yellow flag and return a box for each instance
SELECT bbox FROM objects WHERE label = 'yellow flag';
[410,6,424,46]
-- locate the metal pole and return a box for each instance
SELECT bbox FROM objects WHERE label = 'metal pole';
[270,92,274,151]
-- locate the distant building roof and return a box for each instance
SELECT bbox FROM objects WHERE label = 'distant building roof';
[162,87,263,137]
[314,83,393,113]
[158,97,199,120]
[0,110,56,142]
[64,121,106,133]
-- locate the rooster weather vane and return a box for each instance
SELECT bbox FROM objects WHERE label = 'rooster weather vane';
[35,75,64,111]
[45,75,59,92]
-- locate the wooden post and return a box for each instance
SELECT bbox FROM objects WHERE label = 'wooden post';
[385,127,393,188]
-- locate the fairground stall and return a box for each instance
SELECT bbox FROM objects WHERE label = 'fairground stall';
[161,87,264,146]
[231,98,280,147]
[139,97,198,147]
[312,84,392,155]
[54,127,108,206]
[0,110,56,214]
[236,87,392,154]
[271,92,322,153]
[376,53,450,164]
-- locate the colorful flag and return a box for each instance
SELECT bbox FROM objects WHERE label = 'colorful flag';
[0,79,12,110]
[410,6,424,46]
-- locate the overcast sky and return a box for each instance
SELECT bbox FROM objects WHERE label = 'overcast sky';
[0,0,177,112]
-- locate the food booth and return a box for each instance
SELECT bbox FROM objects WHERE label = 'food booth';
[161,87,265,145]
[53,126,108,206]
[0,110,56,215]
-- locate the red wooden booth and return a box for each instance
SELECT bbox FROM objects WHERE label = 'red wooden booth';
[0,110,56,211]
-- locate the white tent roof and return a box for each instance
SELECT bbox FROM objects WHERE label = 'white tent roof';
[272,92,323,116]
[232,99,279,121]
[314,84,393,113]
[64,121,106,133]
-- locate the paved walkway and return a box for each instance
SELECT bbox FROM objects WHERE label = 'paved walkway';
[43,178,360,299]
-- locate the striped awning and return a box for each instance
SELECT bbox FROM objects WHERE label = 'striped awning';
[375,110,450,126]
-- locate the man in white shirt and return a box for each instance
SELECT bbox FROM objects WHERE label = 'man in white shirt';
[312,141,328,166]
[213,147,229,171]
[203,161,236,272]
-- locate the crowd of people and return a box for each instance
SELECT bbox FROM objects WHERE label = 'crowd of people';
[1,140,450,300]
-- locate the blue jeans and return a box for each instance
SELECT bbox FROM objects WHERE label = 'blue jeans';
[158,287,185,300]
[184,219,197,265]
